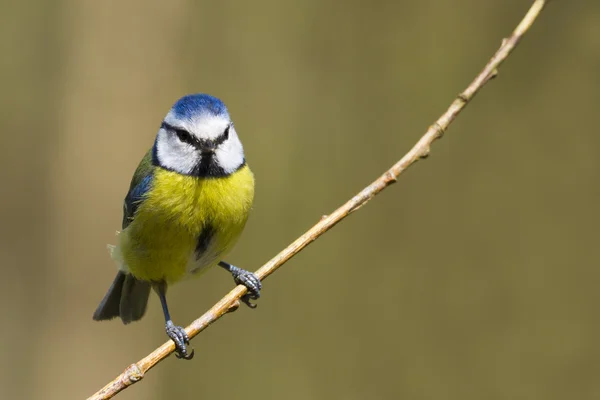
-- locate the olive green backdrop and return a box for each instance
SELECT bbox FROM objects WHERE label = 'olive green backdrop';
[1,1,599,399]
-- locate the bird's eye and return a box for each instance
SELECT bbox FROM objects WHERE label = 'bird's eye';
[175,129,193,144]
[223,125,230,140]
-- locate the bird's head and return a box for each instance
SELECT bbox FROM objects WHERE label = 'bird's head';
[153,94,245,177]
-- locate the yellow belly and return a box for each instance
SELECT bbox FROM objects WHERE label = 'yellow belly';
[117,165,254,284]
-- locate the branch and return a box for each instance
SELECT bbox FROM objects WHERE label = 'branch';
[88,1,548,398]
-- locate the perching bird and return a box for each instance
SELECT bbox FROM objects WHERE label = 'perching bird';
[93,94,260,359]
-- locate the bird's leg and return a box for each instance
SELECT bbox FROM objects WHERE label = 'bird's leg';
[218,261,262,308]
[154,281,194,360]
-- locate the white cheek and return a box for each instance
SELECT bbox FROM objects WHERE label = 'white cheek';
[215,133,245,174]
[156,130,200,174]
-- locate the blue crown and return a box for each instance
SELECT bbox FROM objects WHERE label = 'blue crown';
[171,94,229,120]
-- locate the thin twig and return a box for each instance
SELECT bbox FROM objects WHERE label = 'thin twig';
[87,1,548,398]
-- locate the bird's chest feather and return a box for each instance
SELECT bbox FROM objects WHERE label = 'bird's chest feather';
[119,166,254,283]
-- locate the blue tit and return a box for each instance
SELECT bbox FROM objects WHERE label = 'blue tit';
[93,94,260,359]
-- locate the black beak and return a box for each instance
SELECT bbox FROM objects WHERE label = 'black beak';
[200,141,216,154]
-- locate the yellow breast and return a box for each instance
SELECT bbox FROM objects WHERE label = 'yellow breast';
[118,165,254,283]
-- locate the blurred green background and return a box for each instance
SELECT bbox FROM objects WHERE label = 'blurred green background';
[1,1,599,399]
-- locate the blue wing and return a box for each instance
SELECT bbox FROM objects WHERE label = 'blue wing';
[122,150,154,229]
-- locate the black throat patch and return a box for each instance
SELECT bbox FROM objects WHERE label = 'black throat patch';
[191,153,228,178]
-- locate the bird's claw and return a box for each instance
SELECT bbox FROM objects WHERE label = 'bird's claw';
[166,321,194,360]
[232,268,262,308]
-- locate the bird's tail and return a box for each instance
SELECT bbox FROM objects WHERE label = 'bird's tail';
[92,271,151,324]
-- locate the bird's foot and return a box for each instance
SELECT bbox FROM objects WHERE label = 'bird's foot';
[166,320,194,360]
[230,266,262,308]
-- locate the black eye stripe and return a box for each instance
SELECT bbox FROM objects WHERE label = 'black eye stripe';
[160,121,231,148]
[161,122,196,145]
[176,129,193,144]
[214,125,231,146]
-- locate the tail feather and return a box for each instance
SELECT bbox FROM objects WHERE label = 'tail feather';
[119,274,151,324]
[93,271,151,324]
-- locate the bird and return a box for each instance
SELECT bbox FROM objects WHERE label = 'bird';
[92,93,260,359]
